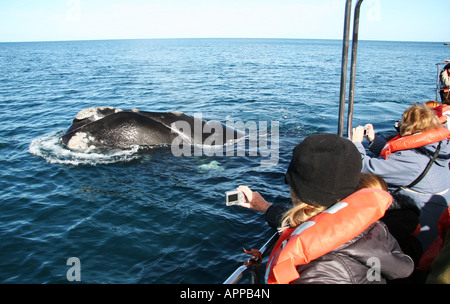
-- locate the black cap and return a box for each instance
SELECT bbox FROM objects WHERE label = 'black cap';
[285,134,362,207]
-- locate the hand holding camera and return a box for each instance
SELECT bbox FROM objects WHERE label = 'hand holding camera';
[351,124,375,143]
[226,185,272,213]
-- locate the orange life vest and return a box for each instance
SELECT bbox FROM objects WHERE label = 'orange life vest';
[425,101,450,124]
[379,127,450,159]
[433,104,450,124]
[265,188,392,284]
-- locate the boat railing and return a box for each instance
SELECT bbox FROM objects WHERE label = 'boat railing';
[223,232,279,284]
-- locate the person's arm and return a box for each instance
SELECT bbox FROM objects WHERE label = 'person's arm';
[237,185,289,230]
[354,142,423,189]
[265,204,289,230]
[352,124,384,157]
[236,185,272,212]
[368,135,388,156]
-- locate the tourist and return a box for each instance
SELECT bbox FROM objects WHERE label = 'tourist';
[237,134,414,284]
[352,103,450,250]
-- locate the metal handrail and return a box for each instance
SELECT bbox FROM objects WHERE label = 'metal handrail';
[346,0,364,139]
[337,0,353,137]
[338,0,364,138]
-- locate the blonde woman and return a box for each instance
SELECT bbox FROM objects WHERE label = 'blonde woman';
[352,103,450,251]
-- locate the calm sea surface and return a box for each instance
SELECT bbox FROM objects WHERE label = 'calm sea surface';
[0,38,448,283]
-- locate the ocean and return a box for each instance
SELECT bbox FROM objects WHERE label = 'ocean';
[0,38,448,284]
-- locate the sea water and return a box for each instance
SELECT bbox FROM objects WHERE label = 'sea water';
[0,38,448,283]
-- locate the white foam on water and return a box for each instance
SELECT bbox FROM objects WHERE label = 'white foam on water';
[197,160,224,172]
[29,131,141,166]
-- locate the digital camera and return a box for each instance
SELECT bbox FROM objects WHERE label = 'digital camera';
[225,190,246,206]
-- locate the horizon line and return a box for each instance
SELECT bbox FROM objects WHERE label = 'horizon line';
[0,37,447,44]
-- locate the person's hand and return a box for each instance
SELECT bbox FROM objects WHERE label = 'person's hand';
[236,185,272,213]
[364,124,375,142]
[352,124,375,143]
[351,126,365,143]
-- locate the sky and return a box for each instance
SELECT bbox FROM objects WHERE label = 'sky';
[0,0,449,43]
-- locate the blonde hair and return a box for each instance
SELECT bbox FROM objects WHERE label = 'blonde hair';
[400,103,441,136]
[356,173,388,191]
[280,174,389,230]
[280,189,327,229]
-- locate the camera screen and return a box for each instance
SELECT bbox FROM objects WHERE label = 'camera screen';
[228,193,238,202]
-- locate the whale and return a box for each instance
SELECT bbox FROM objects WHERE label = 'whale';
[60,107,244,151]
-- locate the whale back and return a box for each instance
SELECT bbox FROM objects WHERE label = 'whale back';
[60,107,243,151]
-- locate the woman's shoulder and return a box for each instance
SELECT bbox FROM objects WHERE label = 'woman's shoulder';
[294,223,390,284]
[294,222,414,284]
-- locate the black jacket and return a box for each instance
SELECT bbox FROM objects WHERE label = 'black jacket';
[293,222,414,284]
[266,193,423,264]
[265,204,415,284]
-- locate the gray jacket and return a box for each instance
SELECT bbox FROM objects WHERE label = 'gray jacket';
[354,138,450,250]
[293,221,414,284]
